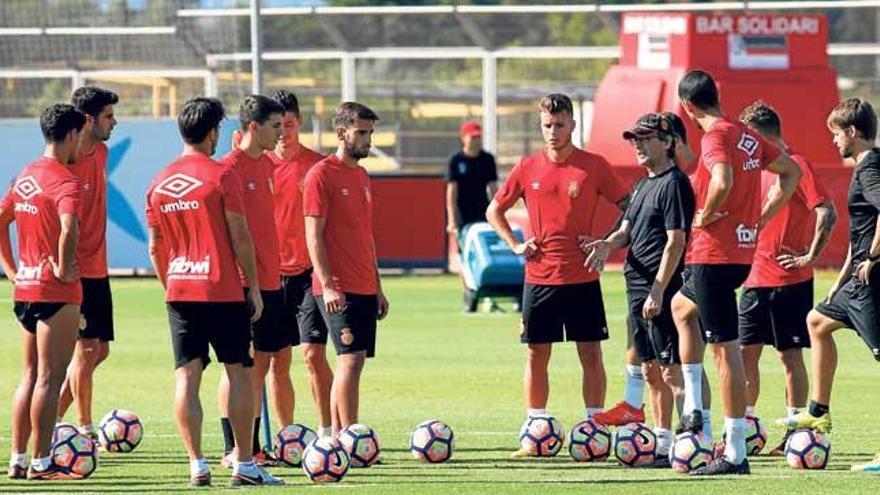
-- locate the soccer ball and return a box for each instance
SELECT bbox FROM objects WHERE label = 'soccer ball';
[670,431,715,473]
[302,436,349,483]
[275,424,317,467]
[52,422,79,445]
[53,432,98,478]
[410,419,454,463]
[785,429,831,470]
[518,415,564,457]
[613,423,656,467]
[716,415,768,457]
[568,420,611,462]
[339,424,380,468]
[98,409,143,453]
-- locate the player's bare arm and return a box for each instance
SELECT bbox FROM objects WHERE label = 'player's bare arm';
[693,161,732,228]
[758,153,803,228]
[305,215,345,314]
[644,229,686,320]
[777,200,837,270]
[583,219,631,272]
[50,213,79,282]
[225,210,263,322]
[147,225,167,287]
[445,182,459,234]
[0,207,15,280]
[486,199,537,258]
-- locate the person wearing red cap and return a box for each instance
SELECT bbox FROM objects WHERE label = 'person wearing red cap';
[446,120,498,311]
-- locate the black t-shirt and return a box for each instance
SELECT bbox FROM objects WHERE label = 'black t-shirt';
[848,148,880,269]
[623,166,695,286]
[445,150,498,226]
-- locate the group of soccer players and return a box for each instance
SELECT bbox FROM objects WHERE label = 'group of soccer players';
[2,88,387,485]
[488,69,880,476]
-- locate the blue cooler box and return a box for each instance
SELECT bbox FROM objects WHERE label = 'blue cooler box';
[459,222,525,311]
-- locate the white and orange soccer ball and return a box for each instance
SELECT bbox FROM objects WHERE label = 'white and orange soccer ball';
[785,429,831,470]
[670,431,715,473]
[518,415,564,457]
[410,420,454,463]
[302,436,349,483]
[568,420,611,462]
[98,409,143,453]
[52,422,80,446]
[613,423,656,467]
[716,415,768,457]
[53,432,98,478]
[339,424,380,468]
[275,424,317,467]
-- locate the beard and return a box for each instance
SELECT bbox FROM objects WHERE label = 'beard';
[346,141,369,160]
[840,143,853,159]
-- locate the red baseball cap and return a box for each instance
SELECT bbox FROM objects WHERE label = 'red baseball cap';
[460,120,482,138]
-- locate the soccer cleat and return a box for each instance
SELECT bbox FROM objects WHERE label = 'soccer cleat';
[8,464,27,480]
[591,401,645,426]
[510,448,536,458]
[253,449,279,467]
[775,411,832,433]
[676,410,704,435]
[768,430,793,456]
[27,463,73,481]
[851,454,880,474]
[230,465,284,486]
[190,471,212,487]
[219,451,235,469]
[689,457,750,476]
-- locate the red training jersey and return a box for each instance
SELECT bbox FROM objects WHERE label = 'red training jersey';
[494,147,628,285]
[71,142,109,278]
[0,157,82,303]
[745,149,828,288]
[268,146,324,277]
[685,117,781,265]
[302,154,377,296]
[219,148,281,291]
[145,153,246,303]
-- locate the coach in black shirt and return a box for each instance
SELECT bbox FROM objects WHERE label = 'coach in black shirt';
[445,120,498,238]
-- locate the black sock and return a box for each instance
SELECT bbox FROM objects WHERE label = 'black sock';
[252,418,261,455]
[220,418,235,454]
[808,401,829,418]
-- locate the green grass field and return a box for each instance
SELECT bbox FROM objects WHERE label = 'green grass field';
[0,271,878,494]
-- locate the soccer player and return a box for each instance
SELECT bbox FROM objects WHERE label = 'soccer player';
[1,104,84,479]
[145,97,281,486]
[486,94,629,457]
[216,95,285,467]
[56,86,118,442]
[736,101,837,455]
[781,98,880,474]
[303,102,389,433]
[671,70,802,475]
[267,90,335,438]
[588,113,696,464]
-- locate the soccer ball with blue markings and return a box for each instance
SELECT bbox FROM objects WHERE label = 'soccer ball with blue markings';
[519,415,564,457]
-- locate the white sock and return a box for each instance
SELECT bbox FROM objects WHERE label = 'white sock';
[786,406,802,417]
[318,426,332,438]
[681,364,703,413]
[701,410,713,438]
[189,458,209,475]
[55,417,63,425]
[624,365,645,408]
[9,453,27,469]
[723,417,747,464]
[234,460,257,474]
[745,405,755,416]
[655,427,673,455]
[78,424,95,434]
[31,456,51,471]
[527,408,547,417]
[585,407,603,419]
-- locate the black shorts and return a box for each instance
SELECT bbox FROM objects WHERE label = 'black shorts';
[79,277,114,341]
[738,279,813,351]
[520,281,609,344]
[626,277,681,365]
[816,277,880,360]
[679,264,750,344]
[316,293,378,358]
[14,302,67,334]
[166,301,253,369]
[281,270,328,346]
[245,288,290,353]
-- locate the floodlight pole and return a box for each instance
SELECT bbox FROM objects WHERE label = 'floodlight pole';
[341,55,357,102]
[482,53,497,155]
[250,0,263,94]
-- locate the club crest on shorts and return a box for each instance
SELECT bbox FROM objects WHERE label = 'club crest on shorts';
[79,315,87,331]
[567,180,579,199]
[341,328,354,346]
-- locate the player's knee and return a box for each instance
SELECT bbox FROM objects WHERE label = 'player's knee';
[96,343,110,364]
[526,344,552,364]
[303,346,328,373]
[641,361,662,386]
[806,310,829,336]
[661,365,683,390]
[671,294,694,323]
[778,349,805,372]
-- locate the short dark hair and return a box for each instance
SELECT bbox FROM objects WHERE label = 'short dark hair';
[271,89,300,117]
[71,86,119,118]
[828,97,877,141]
[333,102,379,128]
[678,70,720,110]
[662,112,688,145]
[178,97,225,145]
[739,100,782,137]
[539,93,573,116]
[239,94,285,130]
[40,103,86,143]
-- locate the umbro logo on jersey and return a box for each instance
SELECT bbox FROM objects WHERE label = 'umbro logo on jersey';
[14,176,42,200]
[737,133,759,156]
[155,173,204,199]
[530,182,541,190]
[341,187,350,196]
